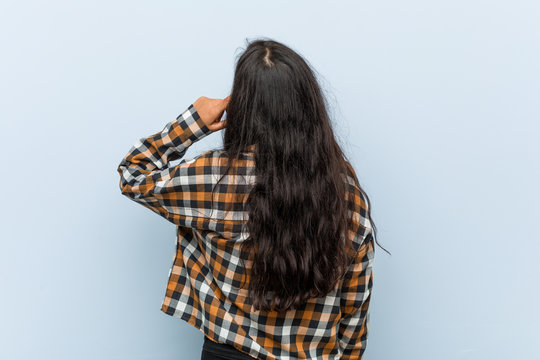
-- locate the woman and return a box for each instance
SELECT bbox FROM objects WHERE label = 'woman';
[118,38,388,360]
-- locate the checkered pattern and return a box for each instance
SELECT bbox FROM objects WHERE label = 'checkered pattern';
[118,104,374,359]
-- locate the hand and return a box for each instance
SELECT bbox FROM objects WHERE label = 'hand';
[193,95,230,132]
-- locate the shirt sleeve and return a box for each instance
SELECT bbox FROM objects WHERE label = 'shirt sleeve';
[338,219,375,359]
[117,103,215,227]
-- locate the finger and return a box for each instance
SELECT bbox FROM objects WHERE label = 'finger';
[216,109,226,121]
[208,118,226,131]
[214,119,227,131]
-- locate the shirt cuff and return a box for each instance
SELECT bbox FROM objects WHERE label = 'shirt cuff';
[176,103,213,142]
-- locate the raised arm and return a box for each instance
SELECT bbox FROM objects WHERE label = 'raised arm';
[117,96,228,227]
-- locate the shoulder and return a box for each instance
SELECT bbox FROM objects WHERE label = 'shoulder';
[181,149,255,184]
[189,148,254,164]
[180,148,226,168]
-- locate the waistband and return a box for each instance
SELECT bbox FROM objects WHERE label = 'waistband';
[202,335,256,359]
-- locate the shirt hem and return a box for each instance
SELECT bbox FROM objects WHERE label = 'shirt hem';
[160,305,267,360]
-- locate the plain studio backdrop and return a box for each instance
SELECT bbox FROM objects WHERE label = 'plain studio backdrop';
[0,1,538,359]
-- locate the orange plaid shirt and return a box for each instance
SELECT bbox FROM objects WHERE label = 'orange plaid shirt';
[118,104,374,359]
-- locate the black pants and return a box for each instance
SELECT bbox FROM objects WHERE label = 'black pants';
[201,335,257,360]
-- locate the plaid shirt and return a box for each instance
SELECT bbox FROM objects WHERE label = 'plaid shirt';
[118,104,374,359]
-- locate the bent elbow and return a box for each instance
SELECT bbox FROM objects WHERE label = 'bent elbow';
[119,181,131,197]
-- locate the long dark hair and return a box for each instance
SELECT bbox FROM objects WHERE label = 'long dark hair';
[211,38,390,312]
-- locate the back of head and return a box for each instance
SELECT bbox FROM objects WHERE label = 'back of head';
[220,38,373,312]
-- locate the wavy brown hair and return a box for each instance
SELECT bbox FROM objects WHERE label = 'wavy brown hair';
[211,38,389,312]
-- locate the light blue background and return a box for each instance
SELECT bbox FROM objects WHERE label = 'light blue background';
[1,1,538,359]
